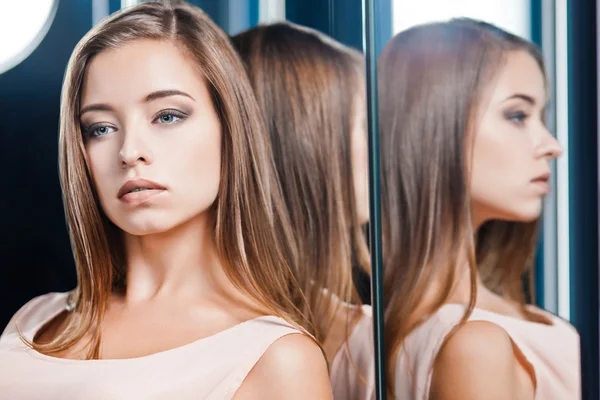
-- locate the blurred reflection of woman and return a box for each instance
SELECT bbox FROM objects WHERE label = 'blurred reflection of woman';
[0,2,332,399]
[232,22,374,400]
[378,18,580,400]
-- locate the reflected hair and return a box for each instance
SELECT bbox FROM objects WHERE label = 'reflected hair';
[231,22,370,344]
[378,18,546,396]
[29,0,309,358]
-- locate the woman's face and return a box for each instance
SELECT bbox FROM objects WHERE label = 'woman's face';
[80,39,222,236]
[470,50,562,226]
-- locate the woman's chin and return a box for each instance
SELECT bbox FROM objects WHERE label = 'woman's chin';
[500,204,543,224]
[111,218,175,237]
[478,201,543,225]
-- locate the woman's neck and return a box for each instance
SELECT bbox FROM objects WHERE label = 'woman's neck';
[120,213,230,304]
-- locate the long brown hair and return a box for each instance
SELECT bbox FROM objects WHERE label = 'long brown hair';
[31,0,308,358]
[378,18,546,395]
[231,22,370,344]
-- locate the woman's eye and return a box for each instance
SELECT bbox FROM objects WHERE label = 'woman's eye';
[505,111,528,126]
[154,110,187,125]
[85,125,116,137]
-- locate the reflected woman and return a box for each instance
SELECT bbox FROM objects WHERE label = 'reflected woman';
[378,19,580,399]
[0,2,332,399]
[232,23,374,399]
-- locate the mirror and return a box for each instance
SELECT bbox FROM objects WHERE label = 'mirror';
[369,0,586,399]
[225,1,377,398]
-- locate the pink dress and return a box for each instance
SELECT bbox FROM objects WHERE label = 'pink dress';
[395,304,581,399]
[0,292,304,400]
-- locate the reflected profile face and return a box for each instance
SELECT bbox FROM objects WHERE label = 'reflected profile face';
[470,50,563,225]
[351,93,370,225]
[80,39,222,236]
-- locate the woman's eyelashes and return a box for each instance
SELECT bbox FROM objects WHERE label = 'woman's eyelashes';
[152,109,188,125]
[81,109,190,138]
[504,109,529,126]
[83,123,117,138]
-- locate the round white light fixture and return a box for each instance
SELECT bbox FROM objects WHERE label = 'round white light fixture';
[0,0,59,75]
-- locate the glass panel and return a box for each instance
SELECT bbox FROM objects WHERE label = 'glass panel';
[238,1,376,397]
[374,1,582,399]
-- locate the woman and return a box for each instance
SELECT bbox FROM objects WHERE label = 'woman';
[232,23,374,399]
[0,2,331,399]
[379,19,580,399]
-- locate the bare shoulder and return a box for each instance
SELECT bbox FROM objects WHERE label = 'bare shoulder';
[429,321,534,400]
[1,292,67,339]
[256,333,329,371]
[234,333,333,400]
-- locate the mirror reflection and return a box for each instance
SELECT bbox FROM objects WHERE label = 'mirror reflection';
[374,2,583,399]
[231,21,374,399]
